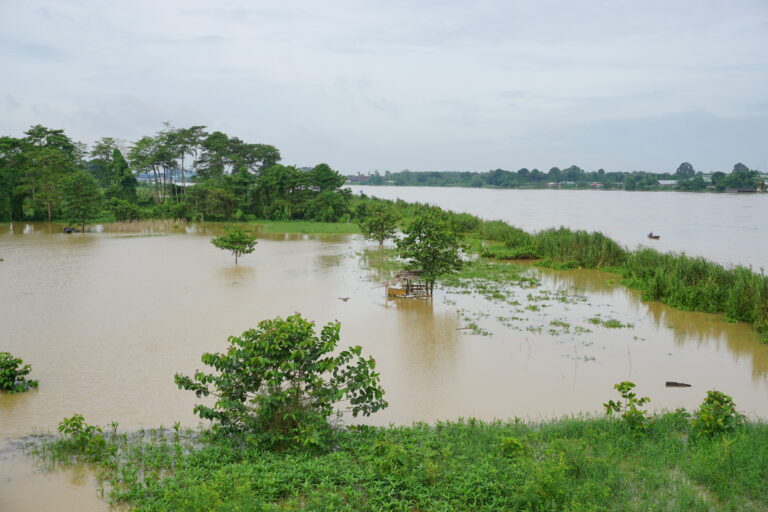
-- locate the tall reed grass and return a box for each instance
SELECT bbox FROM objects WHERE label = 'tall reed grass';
[101,219,188,233]
[622,249,768,335]
[531,227,627,268]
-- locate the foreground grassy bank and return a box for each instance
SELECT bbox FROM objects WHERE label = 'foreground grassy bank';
[36,413,768,512]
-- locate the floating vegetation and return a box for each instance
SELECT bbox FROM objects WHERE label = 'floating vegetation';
[587,316,634,329]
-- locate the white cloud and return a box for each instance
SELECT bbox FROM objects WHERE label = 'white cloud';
[1,0,766,172]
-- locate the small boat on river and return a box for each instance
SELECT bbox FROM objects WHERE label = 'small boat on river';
[647,232,660,240]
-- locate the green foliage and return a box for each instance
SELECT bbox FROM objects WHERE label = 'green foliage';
[0,351,38,392]
[56,414,111,460]
[174,314,387,449]
[722,162,759,190]
[531,227,627,268]
[396,212,464,290]
[621,249,768,335]
[691,390,744,439]
[61,170,102,230]
[604,381,651,432]
[210,225,257,265]
[107,197,142,221]
[32,414,768,511]
[359,201,399,245]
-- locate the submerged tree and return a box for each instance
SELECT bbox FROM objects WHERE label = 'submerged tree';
[211,225,257,265]
[174,314,387,449]
[396,212,464,294]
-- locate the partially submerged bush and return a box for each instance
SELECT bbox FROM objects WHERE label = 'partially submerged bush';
[55,414,111,460]
[175,314,388,449]
[0,352,38,393]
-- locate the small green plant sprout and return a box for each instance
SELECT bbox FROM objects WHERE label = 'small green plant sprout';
[604,381,651,432]
[211,225,257,265]
[0,352,38,393]
[691,390,745,439]
[174,314,388,450]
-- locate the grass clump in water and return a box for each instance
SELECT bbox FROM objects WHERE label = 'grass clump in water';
[621,248,768,336]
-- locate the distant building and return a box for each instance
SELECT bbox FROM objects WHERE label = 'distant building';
[657,180,677,187]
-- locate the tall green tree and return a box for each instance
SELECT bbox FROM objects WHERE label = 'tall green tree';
[89,137,120,187]
[675,162,695,178]
[0,136,25,220]
[21,125,81,221]
[396,212,464,294]
[723,163,759,190]
[110,149,137,202]
[308,163,346,192]
[164,125,207,190]
[23,146,77,221]
[62,171,102,231]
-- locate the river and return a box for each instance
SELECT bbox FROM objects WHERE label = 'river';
[1,190,767,510]
[348,185,768,269]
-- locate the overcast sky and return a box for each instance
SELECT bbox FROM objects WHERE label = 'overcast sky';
[1,0,767,173]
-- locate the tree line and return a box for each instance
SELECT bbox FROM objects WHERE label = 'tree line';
[0,124,352,225]
[354,161,766,192]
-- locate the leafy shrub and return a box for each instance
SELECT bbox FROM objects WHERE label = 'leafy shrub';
[56,414,111,460]
[107,197,142,221]
[175,314,388,450]
[691,390,744,439]
[0,352,38,393]
[604,381,651,432]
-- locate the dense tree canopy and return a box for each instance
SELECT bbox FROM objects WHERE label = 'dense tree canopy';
[0,123,764,223]
[0,124,352,223]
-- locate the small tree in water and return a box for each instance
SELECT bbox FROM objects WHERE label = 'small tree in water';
[211,225,257,265]
[396,211,464,294]
[174,314,387,449]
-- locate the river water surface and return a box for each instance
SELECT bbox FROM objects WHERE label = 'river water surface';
[1,187,767,510]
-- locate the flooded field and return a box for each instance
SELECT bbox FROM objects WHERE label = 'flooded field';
[1,222,767,510]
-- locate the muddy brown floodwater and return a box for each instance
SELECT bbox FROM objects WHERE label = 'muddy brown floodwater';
[1,221,767,511]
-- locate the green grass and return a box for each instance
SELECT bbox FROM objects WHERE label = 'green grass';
[33,414,768,512]
[620,249,768,336]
